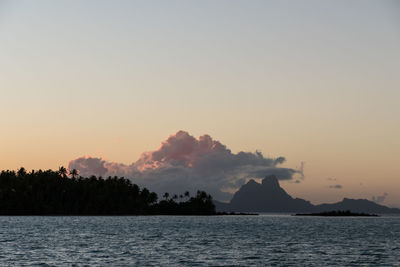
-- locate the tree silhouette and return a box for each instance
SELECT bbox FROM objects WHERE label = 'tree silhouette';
[163,192,170,200]
[17,167,26,177]
[69,169,78,178]
[58,166,67,178]
[0,168,216,215]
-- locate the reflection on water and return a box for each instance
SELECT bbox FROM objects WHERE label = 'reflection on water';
[0,215,399,266]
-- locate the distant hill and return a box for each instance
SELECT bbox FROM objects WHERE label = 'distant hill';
[314,198,400,214]
[214,175,400,214]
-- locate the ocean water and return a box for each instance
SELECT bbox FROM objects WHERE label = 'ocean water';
[0,215,399,266]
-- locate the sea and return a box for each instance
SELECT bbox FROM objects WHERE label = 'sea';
[0,215,399,266]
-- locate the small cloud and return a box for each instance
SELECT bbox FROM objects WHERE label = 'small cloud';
[327,177,336,181]
[371,192,388,204]
[329,184,343,189]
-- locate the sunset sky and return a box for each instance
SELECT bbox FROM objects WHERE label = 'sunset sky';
[1,1,399,206]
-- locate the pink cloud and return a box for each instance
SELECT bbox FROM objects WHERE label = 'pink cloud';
[134,131,228,171]
[68,131,302,201]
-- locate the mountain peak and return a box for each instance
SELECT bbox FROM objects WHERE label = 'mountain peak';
[261,175,280,188]
[225,174,314,212]
[215,178,400,214]
[247,179,258,185]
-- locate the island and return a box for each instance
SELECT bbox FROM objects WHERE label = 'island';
[0,167,216,215]
[294,210,379,217]
[214,175,400,214]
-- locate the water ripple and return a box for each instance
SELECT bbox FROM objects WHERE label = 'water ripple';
[0,215,399,266]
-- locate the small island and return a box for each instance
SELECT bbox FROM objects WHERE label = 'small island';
[216,212,258,216]
[294,210,379,217]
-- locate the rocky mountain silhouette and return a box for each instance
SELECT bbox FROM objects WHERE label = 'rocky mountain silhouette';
[214,175,400,214]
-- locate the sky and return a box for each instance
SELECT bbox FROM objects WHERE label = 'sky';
[1,1,399,206]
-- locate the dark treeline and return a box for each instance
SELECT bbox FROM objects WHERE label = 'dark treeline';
[0,167,215,215]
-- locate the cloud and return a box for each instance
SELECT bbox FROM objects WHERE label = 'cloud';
[68,131,303,201]
[329,184,343,189]
[371,192,388,204]
[327,177,336,181]
[68,157,108,177]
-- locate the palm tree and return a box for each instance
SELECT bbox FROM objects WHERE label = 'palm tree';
[58,166,67,178]
[17,167,26,177]
[141,188,150,200]
[70,169,78,179]
[148,192,158,204]
[163,192,169,200]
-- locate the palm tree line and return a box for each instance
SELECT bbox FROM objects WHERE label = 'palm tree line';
[0,167,215,215]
